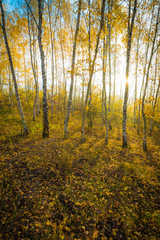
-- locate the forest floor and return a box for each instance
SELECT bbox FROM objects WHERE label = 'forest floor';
[0,113,160,240]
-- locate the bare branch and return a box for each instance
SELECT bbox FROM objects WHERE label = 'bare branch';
[24,0,39,29]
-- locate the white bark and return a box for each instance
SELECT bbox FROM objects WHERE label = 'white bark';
[64,0,82,137]
[37,0,49,138]
[142,5,160,150]
[122,0,137,147]
[82,0,106,142]
[0,0,28,135]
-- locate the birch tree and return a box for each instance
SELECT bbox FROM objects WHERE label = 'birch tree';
[134,28,140,128]
[102,34,108,144]
[27,10,39,121]
[149,76,160,135]
[64,0,82,137]
[107,0,113,130]
[37,0,49,138]
[25,0,49,137]
[82,0,106,142]
[0,0,28,135]
[137,5,154,134]
[122,0,137,147]
[142,4,160,151]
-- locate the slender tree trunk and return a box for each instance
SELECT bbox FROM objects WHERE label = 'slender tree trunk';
[8,66,12,107]
[48,1,56,117]
[142,5,160,150]
[134,30,140,127]
[37,0,49,138]
[72,75,77,117]
[107,0,112,130]
[27,10,38,121]
[122,0,137,147]
[35,59,40,116]
[51,40,55,117]
[0,73,2,96]
[81,75,85,111]
[149,49,159,135]
[33,25,39,117]
[60,41,66,117]
[23,49,27,102]
[64,0,82,137]
[150,78,160,135]
[113,30,117,112]
[137,9,154,134]
[103,35,108,144]
[0,0,28,135]
[87,0,93,131]
[102,89,104,128]
[82,0,106,142]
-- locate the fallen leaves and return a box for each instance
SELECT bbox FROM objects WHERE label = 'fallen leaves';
[0,118,160,240]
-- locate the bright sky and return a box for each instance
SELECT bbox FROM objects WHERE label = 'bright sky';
[5,0,24,12]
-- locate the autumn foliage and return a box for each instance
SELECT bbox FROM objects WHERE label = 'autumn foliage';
[0,0,160,239]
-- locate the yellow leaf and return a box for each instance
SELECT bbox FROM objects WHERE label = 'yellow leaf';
[93,230,98,238]
[86,105,89,111]
[65,226,70,231]
[46,220,51,226]
[112,228,117,236]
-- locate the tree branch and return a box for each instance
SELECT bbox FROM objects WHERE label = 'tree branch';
[24,0,39,29]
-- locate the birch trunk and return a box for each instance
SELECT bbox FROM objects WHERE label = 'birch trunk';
[64,0,82,137]
[142,5,159,151]
[60,41,66,117]
[134,31,140,127]
[8,66,12,107]
[81,75,85,111]
[102,89,105,128]
[88,0,93,131]
[149,49,159,135]
[122,0,137,147]
[0,74,2,96]
[23,49,27,102]
[37,0,49,138]
[113,30,117,112]
[0,0,28,135]
[103,35,108,144]
[27,10,38,121]
[150,78,160,135]
[107,0,112,130]
[137,9,154,134]
[82,0,106,142]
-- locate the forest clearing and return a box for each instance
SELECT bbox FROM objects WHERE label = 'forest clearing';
[0,0,160,239]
